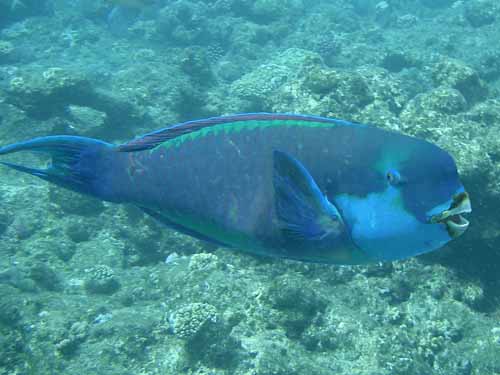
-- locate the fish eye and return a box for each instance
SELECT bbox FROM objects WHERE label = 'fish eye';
[386,169,402,185]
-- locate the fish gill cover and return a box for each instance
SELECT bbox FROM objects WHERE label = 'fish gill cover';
[0,0,499,374]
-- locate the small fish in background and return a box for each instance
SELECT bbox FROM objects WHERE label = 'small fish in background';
[0,113,471,265]
[106,0,155,35]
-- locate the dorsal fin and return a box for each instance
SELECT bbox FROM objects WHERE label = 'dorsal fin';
[117,113,354,152]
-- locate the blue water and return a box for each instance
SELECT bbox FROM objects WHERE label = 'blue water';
[0,0,499,374]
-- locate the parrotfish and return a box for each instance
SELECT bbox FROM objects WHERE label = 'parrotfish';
[0,113,471,264]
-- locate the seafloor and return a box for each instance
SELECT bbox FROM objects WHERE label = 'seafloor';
[0,0,499,374]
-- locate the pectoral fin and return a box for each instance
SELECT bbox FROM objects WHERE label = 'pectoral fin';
[272,150,344,241]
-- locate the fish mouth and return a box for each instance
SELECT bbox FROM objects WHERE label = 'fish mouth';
[429,192,471,238]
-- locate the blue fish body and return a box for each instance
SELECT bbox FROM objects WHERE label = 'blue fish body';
[0,113,471,264]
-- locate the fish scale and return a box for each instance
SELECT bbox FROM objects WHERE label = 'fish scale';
[0,113,471,264]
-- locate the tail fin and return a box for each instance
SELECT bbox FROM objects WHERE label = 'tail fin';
[0,135,115,198]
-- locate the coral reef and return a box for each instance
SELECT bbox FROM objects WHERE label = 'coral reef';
[84,265,121,294]
[171,302,218,340]
[0,39,13,63]
[431,58,488,104]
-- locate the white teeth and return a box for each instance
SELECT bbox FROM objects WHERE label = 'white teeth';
[429,193,471,238]
[430,193,471,224]
[446,215,469,238]
[447,200,472,217]
[447,216,469,229]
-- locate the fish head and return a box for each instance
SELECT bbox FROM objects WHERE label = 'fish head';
[335,134,471,262]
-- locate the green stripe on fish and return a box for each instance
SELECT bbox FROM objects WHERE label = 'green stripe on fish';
[118,114,359,153]
[152,119,345,152]
[0,113,471,264]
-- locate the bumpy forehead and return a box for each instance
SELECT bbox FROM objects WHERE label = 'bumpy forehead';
[399,141,461,221]
[323,128,451,199]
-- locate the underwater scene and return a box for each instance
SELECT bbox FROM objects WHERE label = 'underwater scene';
[0,0,500,374]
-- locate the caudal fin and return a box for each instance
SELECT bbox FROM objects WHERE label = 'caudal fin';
[0,135,115,198]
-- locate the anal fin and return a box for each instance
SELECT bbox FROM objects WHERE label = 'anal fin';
[139,207,229,247]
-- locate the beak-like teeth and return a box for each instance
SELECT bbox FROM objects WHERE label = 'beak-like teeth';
[430,192,471,224]
[448,192,472,216]
[448,216,469,228]
[446,215,469,238]
[430,192,471,238]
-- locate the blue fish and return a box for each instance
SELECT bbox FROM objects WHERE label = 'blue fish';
[0,113,471,264]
